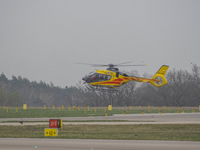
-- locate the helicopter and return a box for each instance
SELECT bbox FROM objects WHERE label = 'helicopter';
[79,62,169,90]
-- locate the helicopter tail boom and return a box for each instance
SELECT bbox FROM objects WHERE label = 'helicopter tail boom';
[150,65,169,87]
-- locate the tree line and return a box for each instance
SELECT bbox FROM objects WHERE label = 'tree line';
[0,64,200,107]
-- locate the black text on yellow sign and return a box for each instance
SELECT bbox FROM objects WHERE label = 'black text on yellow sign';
[44,128,58,136]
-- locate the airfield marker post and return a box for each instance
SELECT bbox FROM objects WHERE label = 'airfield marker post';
[163,107,167,111]
[23,104,27,110]
[169,107,171,111]
[148,105,151,111]
[108,105,112,111]
[19,119,23,127]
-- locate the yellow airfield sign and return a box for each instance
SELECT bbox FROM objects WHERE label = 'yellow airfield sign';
[44,128,58,136]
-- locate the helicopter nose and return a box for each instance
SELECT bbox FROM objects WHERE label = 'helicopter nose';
[82,76,87,81]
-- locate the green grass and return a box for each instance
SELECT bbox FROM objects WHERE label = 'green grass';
[0,124,200,141]
[0,107,199,118]
[0,108,101,118]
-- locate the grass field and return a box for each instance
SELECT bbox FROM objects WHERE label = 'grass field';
[0,106,199,118]
[0,124,200,141]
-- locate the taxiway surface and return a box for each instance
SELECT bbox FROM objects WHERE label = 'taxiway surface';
[0,138,200,150]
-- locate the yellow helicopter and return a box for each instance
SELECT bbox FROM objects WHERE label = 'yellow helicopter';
[79,62,169,90]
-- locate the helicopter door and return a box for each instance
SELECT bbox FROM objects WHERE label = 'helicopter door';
[116,72,119,78]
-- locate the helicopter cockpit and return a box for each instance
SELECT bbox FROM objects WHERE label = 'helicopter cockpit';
[82,72,111,83]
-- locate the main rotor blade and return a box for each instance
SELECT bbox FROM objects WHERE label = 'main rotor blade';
[76,63,109,67]
[76,62,148,67]
[118,64,148,67]
[116,61,147,67]
[116,61,134,66]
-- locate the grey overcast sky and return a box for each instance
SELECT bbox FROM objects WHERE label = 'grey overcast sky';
[0,0,200,87]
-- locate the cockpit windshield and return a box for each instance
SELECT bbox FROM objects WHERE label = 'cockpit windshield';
[82,73,111,83]
[84,72,95,77]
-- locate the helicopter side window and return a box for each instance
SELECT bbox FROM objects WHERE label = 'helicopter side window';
[119,72,129,77]
[99,74,104,80]
[87,73,111,82]
[104,74,111,81]
[90,74,98,81]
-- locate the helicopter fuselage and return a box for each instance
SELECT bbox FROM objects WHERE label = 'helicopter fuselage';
[82,68,156,88]
[82,65,169,88]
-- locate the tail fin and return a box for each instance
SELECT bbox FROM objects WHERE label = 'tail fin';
[150,65,169,87]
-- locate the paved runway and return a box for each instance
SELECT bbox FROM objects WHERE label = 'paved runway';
[1,138,200,150]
